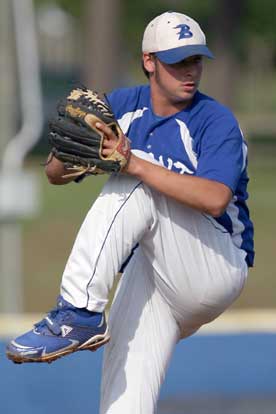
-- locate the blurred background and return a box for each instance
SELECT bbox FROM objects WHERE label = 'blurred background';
[0,0,275,413]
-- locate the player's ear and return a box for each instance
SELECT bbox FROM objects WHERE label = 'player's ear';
[143,53,156,75]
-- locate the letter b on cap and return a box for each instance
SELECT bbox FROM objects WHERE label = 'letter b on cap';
[174,24,193,40]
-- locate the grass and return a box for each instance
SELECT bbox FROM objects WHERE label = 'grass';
[18,147,276,312]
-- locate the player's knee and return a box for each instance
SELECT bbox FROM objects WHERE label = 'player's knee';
[199,270,246,311]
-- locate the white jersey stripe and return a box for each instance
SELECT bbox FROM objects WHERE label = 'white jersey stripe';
[176,119,198,169]
[118,108,149,134]
[239,127,248,172]
[242,142,248,172]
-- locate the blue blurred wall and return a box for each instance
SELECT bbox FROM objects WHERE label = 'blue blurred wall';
[1,333,276,414]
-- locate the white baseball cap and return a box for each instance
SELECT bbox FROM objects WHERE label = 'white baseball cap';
[142,11,214,64]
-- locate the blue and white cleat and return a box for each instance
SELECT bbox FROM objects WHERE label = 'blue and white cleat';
[6,296,110,364]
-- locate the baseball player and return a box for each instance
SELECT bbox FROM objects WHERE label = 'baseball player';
[7,11,254,414]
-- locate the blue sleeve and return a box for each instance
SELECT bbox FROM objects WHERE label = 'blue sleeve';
[196,115,245,193]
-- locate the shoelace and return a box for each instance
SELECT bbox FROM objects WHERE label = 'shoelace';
[34,307,71,336]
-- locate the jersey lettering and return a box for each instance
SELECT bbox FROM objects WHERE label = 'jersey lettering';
[173,161,193,174]
[149,153,194,174]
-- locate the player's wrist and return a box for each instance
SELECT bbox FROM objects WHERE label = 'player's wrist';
[123,153,143,177]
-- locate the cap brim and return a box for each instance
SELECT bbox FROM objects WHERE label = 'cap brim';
[155,45,214,64]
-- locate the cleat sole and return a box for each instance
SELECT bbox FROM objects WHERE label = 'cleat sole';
[6,331,110,364]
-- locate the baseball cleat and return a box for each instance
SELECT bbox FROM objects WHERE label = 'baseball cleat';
[6,296,110,364]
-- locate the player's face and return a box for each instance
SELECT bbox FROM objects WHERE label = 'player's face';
[145,54,203,109]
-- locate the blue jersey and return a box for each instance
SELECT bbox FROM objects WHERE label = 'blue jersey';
[107,85,254,267]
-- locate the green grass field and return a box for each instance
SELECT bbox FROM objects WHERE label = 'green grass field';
[21,145,275,312]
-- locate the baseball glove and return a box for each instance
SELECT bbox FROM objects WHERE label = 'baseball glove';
[48,86,131,178]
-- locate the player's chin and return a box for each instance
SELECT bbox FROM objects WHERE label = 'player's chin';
[175,89,197,104]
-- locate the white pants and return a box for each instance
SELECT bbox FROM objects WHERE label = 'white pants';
[60,174,248,414]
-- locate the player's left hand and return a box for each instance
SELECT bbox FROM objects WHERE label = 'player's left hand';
[48,86,131,178]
